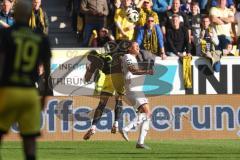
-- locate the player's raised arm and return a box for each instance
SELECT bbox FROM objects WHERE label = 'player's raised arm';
[127,63,153,75]
[124,42,153,75]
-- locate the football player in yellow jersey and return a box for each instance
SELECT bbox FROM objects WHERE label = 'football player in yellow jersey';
[83,41,129,140]
[0,1,51,160]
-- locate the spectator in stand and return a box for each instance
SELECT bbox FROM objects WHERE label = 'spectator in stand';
[223,42,235,56]
[66,0,83,38]
[29,0,49,35]
[137,0,159,28]
[210,0,234,50]
[211,0,234,8]
[136,16,166,58]
[234,3,240,50]
[180,0,192,15]
[106,0,117,37]
[211,0,236,14]
[200,16,219,51]
[91,27,115,47]
[138,0,148,7]
[161,0,190,39]
[198,0,234,14]
[152,0,172,23]
[80,0,109,47]
[133,0,146,8]
[114,0,136,41]
[200,16,221,72]
[166,14,191,57]
[115,0,122,8]
[188,2,201,55]
[116,0,146,9]
[0,0,14,28]
[198,0,208,13]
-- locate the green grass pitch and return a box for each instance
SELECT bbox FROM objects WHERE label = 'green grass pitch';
[1,140,240,160]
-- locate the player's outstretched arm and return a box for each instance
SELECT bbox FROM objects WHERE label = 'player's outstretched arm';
[128,65,153,75]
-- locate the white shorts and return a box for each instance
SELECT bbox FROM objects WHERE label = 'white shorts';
[125,89,148,110]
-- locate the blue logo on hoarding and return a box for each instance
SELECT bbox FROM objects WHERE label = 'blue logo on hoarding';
[143,65,176,95]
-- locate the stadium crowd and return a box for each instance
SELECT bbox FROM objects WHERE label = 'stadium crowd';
[63,0,240,59]
[1,0,240,60]
[0,0,48,34]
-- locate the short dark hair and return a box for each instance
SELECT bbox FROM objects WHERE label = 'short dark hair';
[191,2,199,6]
[202,15,210,20]
[172,14,179,19]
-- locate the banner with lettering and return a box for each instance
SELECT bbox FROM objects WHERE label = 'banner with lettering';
[50,49,240,96]
[5,95,240,141]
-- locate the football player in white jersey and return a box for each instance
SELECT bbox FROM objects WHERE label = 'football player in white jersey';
[120,42,153,149]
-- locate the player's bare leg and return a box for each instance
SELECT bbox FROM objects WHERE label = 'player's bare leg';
[120,103,151,149]
[120,112,144,141]
[111,95,123,134]
[83,94,109,140]
[136,104,151,149]
[120,108,147,141]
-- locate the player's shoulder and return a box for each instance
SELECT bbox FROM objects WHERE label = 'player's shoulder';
[123,53,132,57]
[123,53,131,59]
[125,53,135,59]
[123,53,136,62]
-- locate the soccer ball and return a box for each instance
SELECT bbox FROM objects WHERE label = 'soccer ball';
[126,8,139,23]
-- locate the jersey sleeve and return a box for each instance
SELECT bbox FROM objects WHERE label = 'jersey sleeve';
[123,54,135,69]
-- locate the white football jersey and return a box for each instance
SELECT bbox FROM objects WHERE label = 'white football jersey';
[122,53,148,109]
[122,53,139,81]
[122,53,146,91]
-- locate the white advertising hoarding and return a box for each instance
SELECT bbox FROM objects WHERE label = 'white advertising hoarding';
[51,49,240,96]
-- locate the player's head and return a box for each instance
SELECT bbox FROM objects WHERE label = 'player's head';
[14,0,32,24]
[128,42,140,55]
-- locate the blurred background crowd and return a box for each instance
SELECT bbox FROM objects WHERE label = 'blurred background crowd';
[1,0,240,57]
